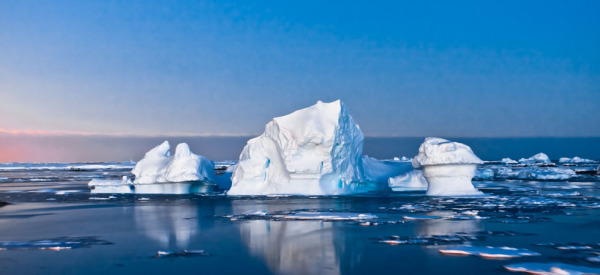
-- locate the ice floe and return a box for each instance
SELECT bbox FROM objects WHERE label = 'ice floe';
[559,156,597,164]
[283,212,377,221]
[229,100,366,195]
[439,245,540,259]
[413,137,483,196]
[504,262,600,275]
[0,237,112,251]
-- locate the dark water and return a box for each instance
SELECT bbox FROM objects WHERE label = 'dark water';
[1,135,599,162]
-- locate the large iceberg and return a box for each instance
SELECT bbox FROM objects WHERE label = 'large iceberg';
[413,137,483,196]
[228,100,366,195]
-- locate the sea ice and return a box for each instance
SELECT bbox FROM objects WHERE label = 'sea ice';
[530,167,576,180]
[387,169,428,191]
[519,153,552,165]
[413,137,483,196]
[504,262,600,275]
[282,212,377,221]
[439,245,540,259]
[229,100,366,195]
[501,158,518,164]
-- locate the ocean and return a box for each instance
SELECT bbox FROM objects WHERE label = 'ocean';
[0,136,599,274]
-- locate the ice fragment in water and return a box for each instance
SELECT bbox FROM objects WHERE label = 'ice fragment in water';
[439,245,540,259]
[504,262,600,275]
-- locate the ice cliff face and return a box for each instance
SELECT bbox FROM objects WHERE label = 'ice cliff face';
[229,100,366,195]
[413,138,483,196]
[132,141,215,184]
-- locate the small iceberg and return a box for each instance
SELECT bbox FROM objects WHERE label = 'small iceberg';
[89,141,216,194]
[439,245,540,259]
[504,262,600,274]
[413,137,483,196]
[519,153,553,165]
[228,100,367,195]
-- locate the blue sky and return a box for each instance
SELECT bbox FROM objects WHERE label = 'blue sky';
[1,0,599,137]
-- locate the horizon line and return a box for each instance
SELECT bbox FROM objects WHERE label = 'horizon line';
[1,128,599,139]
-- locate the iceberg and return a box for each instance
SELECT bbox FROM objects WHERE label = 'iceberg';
[90,141,216,194]
[504,262,600,275]
[413,137,483,196]
[387,170,428,191]
[501,158,518,164]
[518,153,552,165]
[228,100,366,195]
[132,141,215,184]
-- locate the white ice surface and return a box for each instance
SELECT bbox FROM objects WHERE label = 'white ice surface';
[504,262,600,275]
[229,100,366,195]
[519,153,552,165]
[132,141,215,184]
[411,138,483,196]
[501,158,518,164]
[388,170,428,191]
[412,137,483,168]
[439,245,540,259]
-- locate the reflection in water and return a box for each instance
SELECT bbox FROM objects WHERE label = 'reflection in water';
[134,203,198,249]
[232,202,358,275]
[416,211,483,236]
[241,220,340,275]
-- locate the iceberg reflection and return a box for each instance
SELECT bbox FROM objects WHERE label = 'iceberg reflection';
[134,203,199,249]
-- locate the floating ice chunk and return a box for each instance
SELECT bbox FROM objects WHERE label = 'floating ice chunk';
[559,156,597,164]
[388,170,428,191]
[501,158,518,164]
[362,156,412,183]
[439,245,540,259]
[132,142,215,184]
[283,212,377,221]
[403,215,443,220]
[88,176,134,194]
[504,262,600,275]
[474,168,494,180]
[530,167,576,180]
[229,100,366,195]
[413,138,483,196]
[155,249,209,258]
[519,153,552,165]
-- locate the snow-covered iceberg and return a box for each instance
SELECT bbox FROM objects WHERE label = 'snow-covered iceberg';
[90,141,216,194]
[413,137,483,196]
[228,100,366,195]
[132,141,215,184]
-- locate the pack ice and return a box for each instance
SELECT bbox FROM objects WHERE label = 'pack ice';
[413,137,483,196]
[228,100,366,195]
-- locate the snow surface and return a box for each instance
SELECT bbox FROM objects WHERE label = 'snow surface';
[519,153,552,165]
[504,262,600,275]
[132,141,215,184]
[229,100,366,195]
[412,138,483,196]
[388,170,428,191]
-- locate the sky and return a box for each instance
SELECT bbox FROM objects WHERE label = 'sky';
[1,0,599,137]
